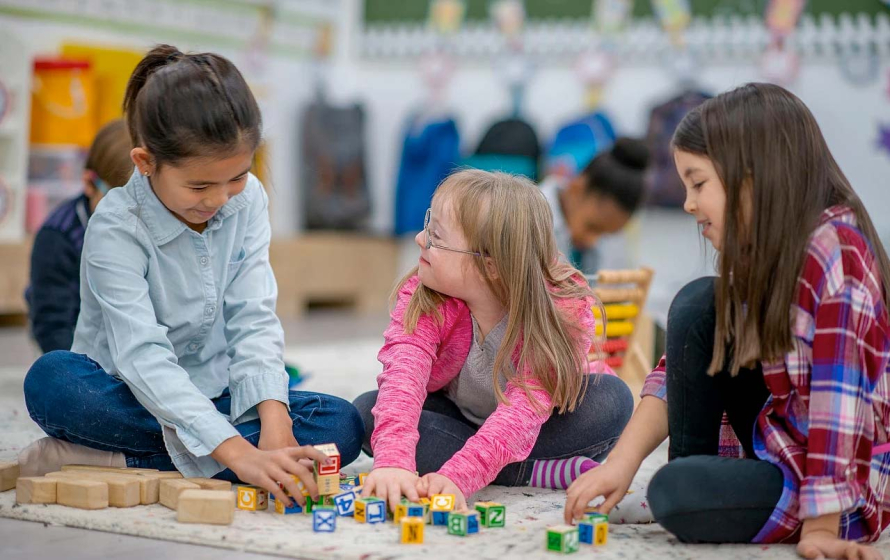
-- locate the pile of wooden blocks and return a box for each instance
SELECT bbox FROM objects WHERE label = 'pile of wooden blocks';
[2,459,235,525]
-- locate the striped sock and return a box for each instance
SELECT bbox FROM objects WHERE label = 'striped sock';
[529,457,599,490]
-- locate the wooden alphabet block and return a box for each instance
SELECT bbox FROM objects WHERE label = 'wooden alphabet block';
[0,461,19,492]
[176,489,235,525]
[312,443,341,476]
[546,525,580,554]
[16,477,57,504]
[312,507,337,532]
[235,484,268,511]
[357,472,368,486]
[354,497,385,523]
[394,502,424,524]
[474,501,506,527]
[315,473,340,496]
[400,516,424,544]
[333,489,356,517]
[160,478,201,510]
[46,471,140,507]
[185,478,232,491]
[447,511,480,536]
[586,514,608,546]
[430,493,455,511]
[432,511,449,525]
[56,479,108,510]
[274,497,303,514]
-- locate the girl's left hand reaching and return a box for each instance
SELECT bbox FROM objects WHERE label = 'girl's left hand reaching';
[797,531,883,560]
[416,472,467,511]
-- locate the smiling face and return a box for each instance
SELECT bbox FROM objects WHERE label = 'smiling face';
[131,146,253,233]
[674,149,727,251]
[414,196,488,301]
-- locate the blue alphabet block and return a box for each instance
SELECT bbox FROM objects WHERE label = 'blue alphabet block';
[333,490,356,517]
[406,504,425,518]
[579,521,594,544]
[432,511,449,526]
[366,499,386,524]
[313,507,337,532]
[467,511,479,534]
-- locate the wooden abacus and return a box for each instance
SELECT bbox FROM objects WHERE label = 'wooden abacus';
[589,268,655,402]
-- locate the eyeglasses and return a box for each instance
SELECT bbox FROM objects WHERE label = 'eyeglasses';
[424,208,482,257]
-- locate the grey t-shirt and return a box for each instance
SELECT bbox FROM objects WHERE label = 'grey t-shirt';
[445,314,511,425]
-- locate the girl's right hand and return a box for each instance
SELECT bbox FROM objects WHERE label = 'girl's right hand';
[213,436,327,507]
[564,457,638,524]
[361,467,420,513]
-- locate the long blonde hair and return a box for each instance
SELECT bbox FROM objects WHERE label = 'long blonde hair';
[394,169,600,414]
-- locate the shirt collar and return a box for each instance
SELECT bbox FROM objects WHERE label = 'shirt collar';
[131,168,252,245]
[818,205,855,227]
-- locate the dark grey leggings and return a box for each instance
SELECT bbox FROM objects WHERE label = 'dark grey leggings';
[647,277,785,543]
[354,373,633,486]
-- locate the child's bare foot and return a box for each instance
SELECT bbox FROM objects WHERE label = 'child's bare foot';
[17,437,125,477]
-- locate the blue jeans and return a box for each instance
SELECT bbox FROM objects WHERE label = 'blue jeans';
[24,351,364,481]
[354,373,633,486]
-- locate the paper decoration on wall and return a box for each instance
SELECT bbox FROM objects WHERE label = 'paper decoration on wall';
[490,0,526,40]
[760,0,806,85]
[651,0,691,38]
[877,124,890,158]
[429,0,466,35]
[594,0,632,38]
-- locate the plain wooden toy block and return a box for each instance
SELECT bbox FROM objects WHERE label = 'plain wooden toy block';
[177,489,235,525]
[185,477,231,491]
[160,479,201,510]
[57,479,108,510]
[333,489,356,517]
[150,471,184,479]
[447,511,480,536]
[546,525,580,554]
[16,477,57,504]
[235,484,268,511]
[61,465,158,474]
[400,516,424,544]
[46,471,140,507]
[274,497,303,514]
[475,501,506,528]
[431,493,455,511]
[316,473,340,496]
[313,507,337,532]
[0,461,20,492]
[312,443,341,476]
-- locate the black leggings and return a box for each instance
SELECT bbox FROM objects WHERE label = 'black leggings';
[647,277,786,543]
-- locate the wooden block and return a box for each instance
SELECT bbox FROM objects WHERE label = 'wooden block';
[56,479,108,510]
[46,471,140,508]
[546,525,580,554]
[430,493,456,511]
[0,461,20,491]
[16,477,57,504]
[312,443,341,476]
[447,511,480,536]
[400,516,424,544]
[315,473,340,496]
[150,471,184,479]
[274,497,303,514]
[474,501,506,527]
[185,478,232,491]
[235,484,268,511]
[355,497,385,524]
[312,507,337,532]
[160,478,201,510]
[61,465,158,474]
[333,489,356,517]
[176,489,235,525]
[357,472,368,486]
[597,269,652,285]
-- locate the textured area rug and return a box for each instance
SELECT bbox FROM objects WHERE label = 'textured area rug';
[0,341,883,559]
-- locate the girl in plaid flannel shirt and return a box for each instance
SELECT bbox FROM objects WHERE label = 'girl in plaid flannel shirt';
[565,83,890,560]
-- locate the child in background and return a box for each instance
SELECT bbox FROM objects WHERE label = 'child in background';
[26,119,132,353]
[354,169,633,512]
[564,83,889,560]
[540,137,649,275]
[19,45,362,506]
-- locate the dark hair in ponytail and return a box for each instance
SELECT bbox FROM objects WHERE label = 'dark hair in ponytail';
[123,44,261,169]
[580,137,649,214]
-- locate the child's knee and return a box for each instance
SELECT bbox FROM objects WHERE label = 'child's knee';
[667,277,716,332]
[648,459,694,524]
[24,351,72,409]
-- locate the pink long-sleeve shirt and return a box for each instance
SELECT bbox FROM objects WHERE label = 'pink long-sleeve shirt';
[370,275,598,497]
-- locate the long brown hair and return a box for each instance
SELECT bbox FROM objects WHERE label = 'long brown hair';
[394,169,600,413]
[673,82,890,375]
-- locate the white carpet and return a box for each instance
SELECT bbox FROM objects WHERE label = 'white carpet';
[0,340,879,559]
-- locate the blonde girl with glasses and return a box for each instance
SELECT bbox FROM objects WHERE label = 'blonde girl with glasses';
[353,169,633,513]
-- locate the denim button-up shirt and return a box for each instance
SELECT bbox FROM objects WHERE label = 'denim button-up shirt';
[71,169,288,477]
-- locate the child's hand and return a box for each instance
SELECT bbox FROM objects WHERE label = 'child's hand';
[797,531,883,560]
[213,436,326,507]
[416,472,467,511]
[257,400,298,451]
[361,467,420,513]
[564,458,635,524]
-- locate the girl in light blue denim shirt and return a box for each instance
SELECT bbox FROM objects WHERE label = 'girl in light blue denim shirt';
[19,44,363,507]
